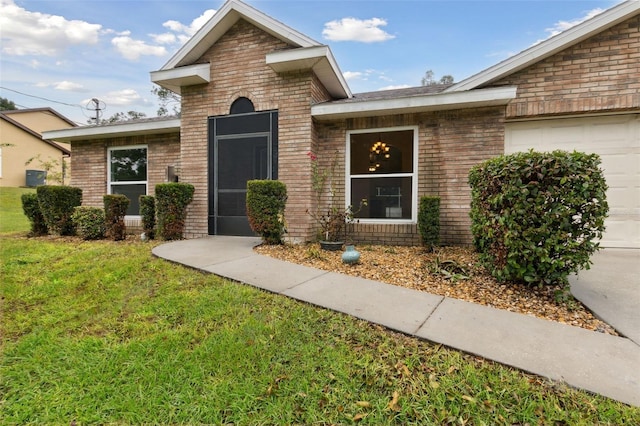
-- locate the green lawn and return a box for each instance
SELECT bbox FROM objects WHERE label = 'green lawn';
[0,186,34,234]
[1,236,639,424]
[1,189,638,424]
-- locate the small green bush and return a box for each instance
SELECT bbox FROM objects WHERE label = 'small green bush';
[21,193,48,236]
[246,180,288,245]
[156,183,195,240]
[139,195,156,240]
[104,194,129,241]
[36,185,82,235]
[72,206,105,240]
[417,196,440,251]
[468,150,608,285]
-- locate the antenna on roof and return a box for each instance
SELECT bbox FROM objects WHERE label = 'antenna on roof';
[86,98,105,124]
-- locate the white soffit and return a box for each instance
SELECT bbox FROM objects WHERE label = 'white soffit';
[266,46,352,98]
[162,0,319,70]
[42,119,181,143]
[447,0,640,92]
[150,64,210,94]
[311,86,517,120]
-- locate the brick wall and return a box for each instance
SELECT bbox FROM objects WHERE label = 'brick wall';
[315,106,505,246]
[70,132,180,209]
[180,19,327,239]
[490,15,640,118]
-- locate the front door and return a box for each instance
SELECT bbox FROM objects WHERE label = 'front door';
[208,111,278,235]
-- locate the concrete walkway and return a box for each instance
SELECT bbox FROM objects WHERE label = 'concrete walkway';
[153,237,640,407]
[569,249,640,346]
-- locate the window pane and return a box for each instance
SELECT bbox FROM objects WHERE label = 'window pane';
[351,177,412,219]
[350,130,413,175]
[111,184,146,216]
[110,148,147,182]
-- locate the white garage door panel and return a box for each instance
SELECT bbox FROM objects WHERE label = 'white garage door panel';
[505,114,640,249]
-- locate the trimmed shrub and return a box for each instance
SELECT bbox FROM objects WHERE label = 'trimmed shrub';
[104,194,129,241]
[417,196,440,251]
[468,150,608,285]
[21,193,48,236]
[156,183,195,240]
[246,180,288,245]
[139,195,156,240]
[36,185,82,235]
[72,206,105,240]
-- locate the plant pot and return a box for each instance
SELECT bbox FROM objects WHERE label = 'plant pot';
[341,245,360,264]
[319,240,343,251]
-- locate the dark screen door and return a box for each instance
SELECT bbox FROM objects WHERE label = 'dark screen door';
[215,135,269,235]
[208,111,278,235]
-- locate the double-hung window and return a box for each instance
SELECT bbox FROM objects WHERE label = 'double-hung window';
[347,127,417,222]
[108,145,148,217]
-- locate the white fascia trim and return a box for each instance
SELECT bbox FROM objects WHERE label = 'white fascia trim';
[163,0,319,70]
[150,63,210,94]
[42,119,181,143]
[266,46,351,98]
[311,86,517,120]
[447,1,640,92]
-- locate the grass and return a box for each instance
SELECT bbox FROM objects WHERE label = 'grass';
[0,186,34,234]
[1,189,639,424]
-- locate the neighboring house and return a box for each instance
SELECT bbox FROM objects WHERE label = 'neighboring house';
[44,0,639,248]
[1,108,74,187]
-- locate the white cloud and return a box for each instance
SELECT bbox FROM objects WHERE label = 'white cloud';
[152,9,216,45]
[85,89,151,108]
[34,81,87,92]
[151,32,177,45]
[378,84,411,91]
[343,71,364,81]
[111,36,167,60]
[0,0,102,56]
[322,17,395,42]
[54,81,87,92]
[533,8,605,45]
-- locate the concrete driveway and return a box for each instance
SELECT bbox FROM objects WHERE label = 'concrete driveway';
[570,249,640,346]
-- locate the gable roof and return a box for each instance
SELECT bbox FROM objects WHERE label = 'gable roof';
[446,0,640,92]
[0,112,72,156]
[1,107,77,128]
[163,0,319,69]
[152,0,351,98]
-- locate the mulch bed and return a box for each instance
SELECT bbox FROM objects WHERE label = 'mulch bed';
[255,243,617,336]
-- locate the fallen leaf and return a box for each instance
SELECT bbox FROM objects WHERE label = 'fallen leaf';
[387,391,401,411]
[353,413,366,422]
[461,395,476,403]
[428,374,439,389]
[356,401,371,408]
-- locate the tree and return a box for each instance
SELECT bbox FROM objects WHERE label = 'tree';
[91,111,147,125]
[152,86,181,117]
[0,97,17,111]
[439,75,454,85]
[421,70,454,86]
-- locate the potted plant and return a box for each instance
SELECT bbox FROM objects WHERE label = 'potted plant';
[306,151,366,250]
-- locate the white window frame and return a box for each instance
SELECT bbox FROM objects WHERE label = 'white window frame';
[346,125,419,224]
[107,145,148,219]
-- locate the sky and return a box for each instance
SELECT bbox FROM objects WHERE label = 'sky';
[0,0,624,125]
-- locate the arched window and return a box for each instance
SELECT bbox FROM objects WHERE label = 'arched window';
[230,97,255,114]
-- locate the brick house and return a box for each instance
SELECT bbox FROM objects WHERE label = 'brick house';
[45,0,640,248]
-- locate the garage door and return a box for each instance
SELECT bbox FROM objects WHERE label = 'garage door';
[505,114,640,248]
